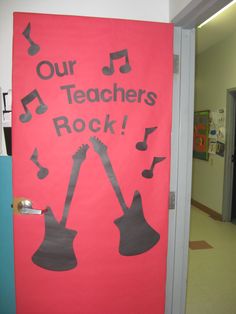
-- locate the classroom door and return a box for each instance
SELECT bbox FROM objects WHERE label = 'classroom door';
[12,13,173,314]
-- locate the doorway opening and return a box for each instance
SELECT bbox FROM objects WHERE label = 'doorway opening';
[223,89,236,222]
[186,2,236,313]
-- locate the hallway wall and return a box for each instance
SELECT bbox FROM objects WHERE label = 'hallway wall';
[192,29,236,214]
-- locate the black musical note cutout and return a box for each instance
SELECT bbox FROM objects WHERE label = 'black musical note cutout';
[102,49,131,76]
[30,148,49,180]
[32,144,89,271]
[19,89,48,123]
[136,127,157,151]
[142,157,166,179]
[22,23,40,56]
[90,137,160,256]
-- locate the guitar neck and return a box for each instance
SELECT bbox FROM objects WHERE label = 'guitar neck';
[98,152,128,213]
[60,159,83,227]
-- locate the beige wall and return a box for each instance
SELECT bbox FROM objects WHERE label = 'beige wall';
[192,29,236,214]
[169,0,196,20]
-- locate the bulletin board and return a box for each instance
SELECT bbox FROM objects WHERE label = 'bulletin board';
[193,110,209,161]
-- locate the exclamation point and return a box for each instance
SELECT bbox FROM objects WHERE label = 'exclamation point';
[121,115,128,135]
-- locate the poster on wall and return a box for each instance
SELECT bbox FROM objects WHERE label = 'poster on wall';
[208,109,225,156]
[193,110,209,161]
[208,139,217,154]
[12,13,173,314]
[0,89,12,155]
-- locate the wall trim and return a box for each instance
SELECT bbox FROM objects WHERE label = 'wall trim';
[171,0,231,29]
[191,199,223,221]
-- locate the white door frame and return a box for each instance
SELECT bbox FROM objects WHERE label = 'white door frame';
[165,27,195,314]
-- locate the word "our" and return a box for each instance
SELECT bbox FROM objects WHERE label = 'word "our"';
[36,60,77,80]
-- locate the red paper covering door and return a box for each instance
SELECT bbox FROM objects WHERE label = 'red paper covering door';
[12,13,173,314]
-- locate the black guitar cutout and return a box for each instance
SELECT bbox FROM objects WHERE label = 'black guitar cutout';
[19,89,48,123]
[90,137,160,256]
[30,148,49,179]
[136,127,157,151]
[32,144,89,271]
[22,23,40,56]
[142,157,166,179]
[102,49,131,76]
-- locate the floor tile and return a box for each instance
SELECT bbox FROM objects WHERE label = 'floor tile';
[186,206,236,314]
[189,240,213,250]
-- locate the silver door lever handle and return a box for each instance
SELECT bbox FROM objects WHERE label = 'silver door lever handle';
[19,207,44,215]
[16,199,46,215]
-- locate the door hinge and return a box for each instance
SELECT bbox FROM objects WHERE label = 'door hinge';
[169,191,176,210]
[174,55,179,74]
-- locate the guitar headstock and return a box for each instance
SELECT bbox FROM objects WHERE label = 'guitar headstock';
[73,144,89,161]
[90,137,107,155]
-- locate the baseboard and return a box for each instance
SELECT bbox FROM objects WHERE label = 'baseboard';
[191,199,223,221]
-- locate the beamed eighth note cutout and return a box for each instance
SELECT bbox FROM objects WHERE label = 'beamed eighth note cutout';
[102,49,131,76]
[142,157,166,179]
[22,22,40,56]
[32,144,89,271]
[19,89,48,123]
[90,137,160,256]
[136,127,157,151]
[30,148,49,179]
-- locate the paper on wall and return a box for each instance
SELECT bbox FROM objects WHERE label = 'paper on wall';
[208,139,217,154]
[209,109,225,146]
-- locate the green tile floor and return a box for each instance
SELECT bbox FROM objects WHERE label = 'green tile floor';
[186,206,236,314]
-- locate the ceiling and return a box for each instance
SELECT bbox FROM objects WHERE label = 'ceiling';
[196,2,236,54]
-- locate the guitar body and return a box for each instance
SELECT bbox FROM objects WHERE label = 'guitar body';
[114,191,160,256]
[32,207,78,271]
